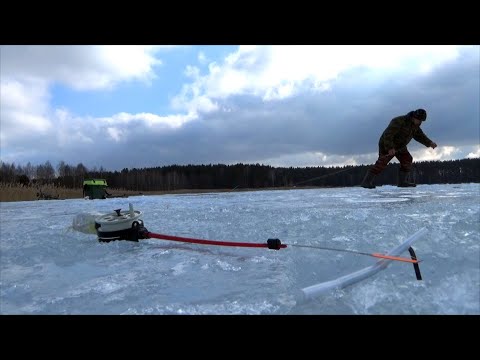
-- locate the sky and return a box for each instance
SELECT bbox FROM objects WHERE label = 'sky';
[1,45,479,172]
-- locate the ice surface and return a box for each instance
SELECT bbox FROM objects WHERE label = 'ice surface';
[1,183,479,314]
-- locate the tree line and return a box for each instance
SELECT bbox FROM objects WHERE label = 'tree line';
[1,158,479,191]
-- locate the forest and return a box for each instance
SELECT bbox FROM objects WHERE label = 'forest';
[1,158,479,191]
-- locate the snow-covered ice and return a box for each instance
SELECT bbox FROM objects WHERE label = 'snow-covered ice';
[1,183,479,314]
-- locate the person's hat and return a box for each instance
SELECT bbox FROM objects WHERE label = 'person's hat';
[412,108,427,121]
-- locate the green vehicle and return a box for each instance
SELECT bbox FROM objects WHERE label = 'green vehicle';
[82,179,110,199]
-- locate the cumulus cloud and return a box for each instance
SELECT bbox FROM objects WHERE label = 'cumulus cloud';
[0,45,163,90]
[466,146,480,159]
[172,45,464,111]
[0,79,52,146]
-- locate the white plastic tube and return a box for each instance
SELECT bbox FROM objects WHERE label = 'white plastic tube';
[299,227,428,301]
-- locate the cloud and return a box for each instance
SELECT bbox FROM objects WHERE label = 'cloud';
[172,45,464,111]
[0,45,163,90]
[466,146,480,159]
[197,51,207,64]
[0,79,52,146]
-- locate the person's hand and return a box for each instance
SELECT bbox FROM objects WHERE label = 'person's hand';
[430,142,437,149]
[388,148,396,156]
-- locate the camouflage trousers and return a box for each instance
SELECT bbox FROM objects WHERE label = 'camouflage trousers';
[370,149,413,175]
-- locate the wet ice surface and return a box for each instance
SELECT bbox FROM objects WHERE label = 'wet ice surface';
[1,183,479,314]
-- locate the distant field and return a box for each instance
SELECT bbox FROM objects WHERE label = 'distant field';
[0,183,295,202]
[0,183,154,202]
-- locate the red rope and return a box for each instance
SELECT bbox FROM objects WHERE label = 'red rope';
[146,232,287,249]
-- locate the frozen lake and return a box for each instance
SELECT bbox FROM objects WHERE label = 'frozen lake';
[1,183,479,314]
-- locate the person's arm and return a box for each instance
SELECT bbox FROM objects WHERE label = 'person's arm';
[414,127,436,148]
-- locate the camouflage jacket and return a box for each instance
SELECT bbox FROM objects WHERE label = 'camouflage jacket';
[379,114,433,152]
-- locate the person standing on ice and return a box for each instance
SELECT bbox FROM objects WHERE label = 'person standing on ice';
[361,108,437,189]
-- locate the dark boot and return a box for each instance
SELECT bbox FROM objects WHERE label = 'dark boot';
[398,171,416,187]
[361,171,376,189]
